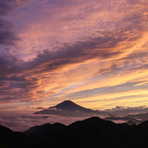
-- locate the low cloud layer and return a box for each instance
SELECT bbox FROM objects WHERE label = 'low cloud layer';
[0,114,90,132]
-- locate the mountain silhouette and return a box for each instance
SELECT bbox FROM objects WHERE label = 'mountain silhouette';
[34,100,104,117]
[0,125,32,148]
[24,117,148,148]
[1,117,148,147]
[24,122,65,136]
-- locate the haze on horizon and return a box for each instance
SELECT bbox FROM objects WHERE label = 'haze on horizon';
[0,0,148,114]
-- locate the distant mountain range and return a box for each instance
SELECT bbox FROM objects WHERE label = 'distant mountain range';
[34,100,104,117]
[1,117,148,148]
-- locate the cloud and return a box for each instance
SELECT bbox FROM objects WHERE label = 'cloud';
[29,33,123,68]
[0,0,14,16]
[0,24,19,45]
[36,107,45,110]
[0,0,147,110]
[0,30,137,103]
[105,105,148,112]
[0,1,20,46]
[10,0,147,60]
[104,105,148,117]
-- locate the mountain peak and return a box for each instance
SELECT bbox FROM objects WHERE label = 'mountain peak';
[55,100,82,111]
[57,100,75,104]
[58,100,74,105]
[63,100,72,102]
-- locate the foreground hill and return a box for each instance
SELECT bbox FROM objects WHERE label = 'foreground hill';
[0,125,32,148]
[34,100,104,117]
[1,117,148,147]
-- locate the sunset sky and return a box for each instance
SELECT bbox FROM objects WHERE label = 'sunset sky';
[0,0,148,113]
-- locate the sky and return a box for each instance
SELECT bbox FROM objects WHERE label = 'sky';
[0,0,148,115]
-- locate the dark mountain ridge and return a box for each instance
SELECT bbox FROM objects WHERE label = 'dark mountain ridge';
[0,125,32,148]
[24,122,65,136]
[1,117,148,148]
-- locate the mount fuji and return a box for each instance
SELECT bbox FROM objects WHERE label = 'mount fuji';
[34,100,104,117]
